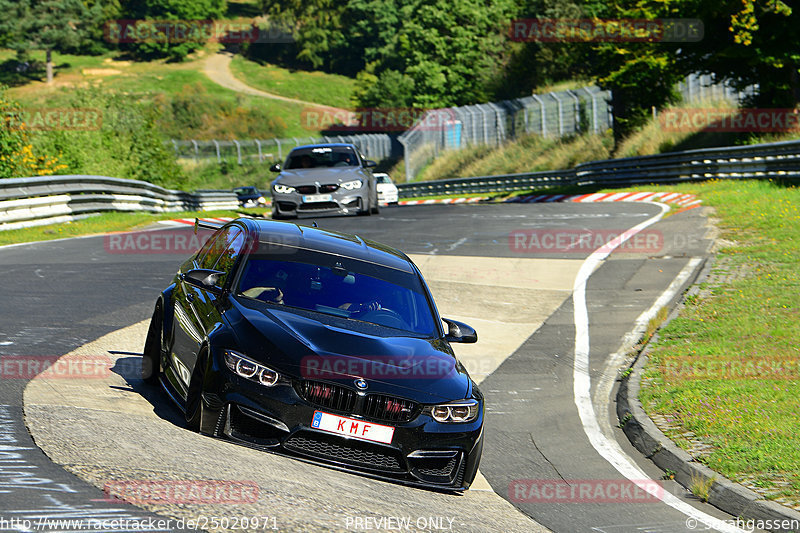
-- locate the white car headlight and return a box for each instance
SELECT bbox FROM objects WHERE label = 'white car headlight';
[428,399,479,423]
[223,350,279,387]
[273,184,295,194]
[339,179,363,191]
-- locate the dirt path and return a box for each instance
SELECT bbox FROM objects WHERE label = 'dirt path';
[203,51,348,114]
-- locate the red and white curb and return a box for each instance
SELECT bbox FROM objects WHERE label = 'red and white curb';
[158,217,234,227]
[509,191,702,208]
[399,192,701,209]
[399,197,487,205]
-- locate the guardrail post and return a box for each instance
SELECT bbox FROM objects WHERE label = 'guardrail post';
[213,140,221,163]
[255,140,263,162]
[191,140,199,163]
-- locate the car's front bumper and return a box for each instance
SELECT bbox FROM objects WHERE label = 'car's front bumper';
[271,190,365,217]
[378,191,399,204]
[198,371,483,490]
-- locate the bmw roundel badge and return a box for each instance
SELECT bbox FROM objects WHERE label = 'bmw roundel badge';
[354,378,368,390]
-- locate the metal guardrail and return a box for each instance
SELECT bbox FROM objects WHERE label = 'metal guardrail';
[396,138,800,198]
[0,175,240,231]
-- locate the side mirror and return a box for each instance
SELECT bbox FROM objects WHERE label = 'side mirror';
[442,318,477,344]
[269,163,282,172]
[364,160,377,168]
[181,269,225,294]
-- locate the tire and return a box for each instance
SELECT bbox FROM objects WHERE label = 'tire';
[357,196,371,216]
[370,191,380,215]
[141,304,162,386]
[185,350,206,431]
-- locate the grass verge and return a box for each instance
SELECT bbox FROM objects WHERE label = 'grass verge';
[631,179,800,508]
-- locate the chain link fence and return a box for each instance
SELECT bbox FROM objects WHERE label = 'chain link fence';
[169,134,398,165]
[397,75,759,182]
[397,86,612,183]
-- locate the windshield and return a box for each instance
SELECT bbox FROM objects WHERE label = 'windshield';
[236,252,436,336]
[375,175,392,184]
[285,146,359,169]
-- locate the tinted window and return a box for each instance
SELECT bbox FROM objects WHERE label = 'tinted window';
[236,252,436,336]
[285,146,358,169]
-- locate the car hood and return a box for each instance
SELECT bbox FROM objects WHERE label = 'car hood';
[274,167,368,185]
[228,297,470,403]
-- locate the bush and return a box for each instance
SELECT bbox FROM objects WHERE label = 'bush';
[28,87,185,188]
[0,86,66,178]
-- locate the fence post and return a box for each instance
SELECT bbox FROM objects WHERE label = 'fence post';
[583,88,598,133]
[567,90,581,133]
[255,140,263,162]
[233,140,242,165]
[191,140,199,162]
[213,140,221,163]
[551,92,565,136]
[532,94,546,136]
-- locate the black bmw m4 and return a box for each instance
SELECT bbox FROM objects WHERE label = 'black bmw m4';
[142,217,484,490]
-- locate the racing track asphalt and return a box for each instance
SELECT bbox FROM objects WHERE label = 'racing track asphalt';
[0,202,749,532]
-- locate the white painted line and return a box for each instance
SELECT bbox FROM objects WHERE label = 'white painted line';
[572,204,745,533]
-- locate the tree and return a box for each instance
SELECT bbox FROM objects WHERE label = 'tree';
[674,0,797,107]
[119,0,227,61]
[0,0,101,83]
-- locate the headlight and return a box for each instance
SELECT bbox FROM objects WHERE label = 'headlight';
[257,196,267,204]
[339,179,363,190]
[428,399,479,423]
[223,350,279,387]
[273,184,295,194]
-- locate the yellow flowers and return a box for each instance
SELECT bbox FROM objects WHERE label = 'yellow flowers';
[0,91,66,179]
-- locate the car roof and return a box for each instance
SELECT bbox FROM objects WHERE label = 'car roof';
[289,143,358,152]
[238,218,415,273]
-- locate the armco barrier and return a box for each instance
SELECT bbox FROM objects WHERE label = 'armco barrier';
[0,175,239,231]
[396,138,800,198]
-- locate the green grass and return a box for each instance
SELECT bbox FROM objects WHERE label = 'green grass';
[4,48,320,138]
[635,179,800,505]
[0,208,266,247]
[229,55,355,110]
[402,131,614,183]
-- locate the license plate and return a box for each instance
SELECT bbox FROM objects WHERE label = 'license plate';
[303,194,332,203]
[311,411,394,444]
